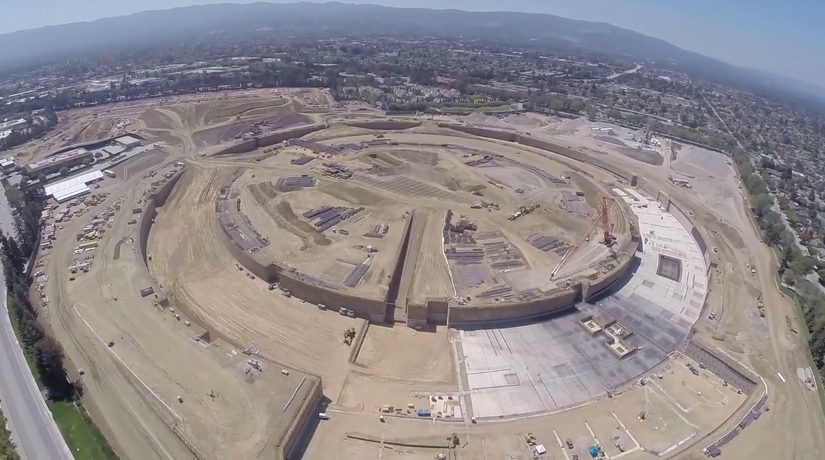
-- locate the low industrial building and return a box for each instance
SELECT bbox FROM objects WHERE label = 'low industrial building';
[0,157,17,174]
[102,144,126,157]
[115,135,142,149]
[43,170,104,202]
[24,148,94,176]
[0,118,28,132]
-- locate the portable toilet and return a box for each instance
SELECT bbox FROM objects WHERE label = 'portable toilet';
[589,446,599,458]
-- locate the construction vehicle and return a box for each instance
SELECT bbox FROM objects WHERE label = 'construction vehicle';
[338,307,355,317]
[507,204,541,221]
[343,327,356,345]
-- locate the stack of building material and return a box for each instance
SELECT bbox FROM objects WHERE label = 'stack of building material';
[290,156,314,165]
[528,233,570,254]
[344,263,370,287]
[445,248,485,265]
[476,285,513,300]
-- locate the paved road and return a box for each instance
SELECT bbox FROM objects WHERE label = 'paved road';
[0,191,74,460]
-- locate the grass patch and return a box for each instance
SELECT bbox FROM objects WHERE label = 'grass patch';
[778,285,825,416]
[48,401,118,460]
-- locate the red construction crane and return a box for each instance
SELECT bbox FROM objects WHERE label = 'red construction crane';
[550,196,617,280]
[599,196,616,247]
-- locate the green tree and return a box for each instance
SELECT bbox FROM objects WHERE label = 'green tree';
[586,105,597,122]
[59,166,69,176]
[751,193,773,218]
[783,244,795,269]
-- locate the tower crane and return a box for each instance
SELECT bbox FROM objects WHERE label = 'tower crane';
[550,196,617,280]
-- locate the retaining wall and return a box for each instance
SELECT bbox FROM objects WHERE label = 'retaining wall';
[257,125,326,149]
[393,210,424,321]
[215,187,417,323]
[406,298,450,328]
[426,298,449,324]
[447,287,580,328]
[437,123,634,182]
[585,253,638,300]
[212,121,427,157]
[406,303,428,328]
[211,125,326,156]
[281,377,324,460]
[345,121,421,130]
[137,169,186,265]
[381,211,416,323]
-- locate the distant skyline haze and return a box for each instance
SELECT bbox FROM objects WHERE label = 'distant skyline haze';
[4,0,823,88]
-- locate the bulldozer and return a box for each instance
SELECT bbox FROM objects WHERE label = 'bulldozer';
[343,327,356,345]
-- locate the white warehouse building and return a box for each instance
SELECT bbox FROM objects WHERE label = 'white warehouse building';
[44,170,104,202]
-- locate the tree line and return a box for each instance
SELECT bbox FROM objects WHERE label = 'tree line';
[1,186,76,400]
[730,146,825,380]
[0,406,21,459]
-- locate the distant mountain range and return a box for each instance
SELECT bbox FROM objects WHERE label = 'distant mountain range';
[1,1,821,103]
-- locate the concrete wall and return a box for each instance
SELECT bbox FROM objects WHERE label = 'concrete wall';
[279,273,386,320]
[393,210,424,321]
[137,170,186,266]
[382,213,416,323]
[585,251,638,300]
[282,377,324,460]
[426,298,449,324]
[437,124,634,182]
[219,139,258,155]
[257,125,326,149]
[406,303,428,328]
[345,121,421,130]
[211,124,326,156]
[447,287,580,328]
[406,298,450,328]
[213,178,418,323]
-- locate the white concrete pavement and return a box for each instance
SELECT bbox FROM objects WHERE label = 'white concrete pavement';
[0,190,74,460]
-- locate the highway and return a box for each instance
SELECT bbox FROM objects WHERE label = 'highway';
[0,190,74,460]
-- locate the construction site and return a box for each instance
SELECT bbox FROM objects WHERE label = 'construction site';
[18,88,825,460]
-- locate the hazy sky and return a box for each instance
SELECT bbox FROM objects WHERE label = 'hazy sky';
[3,0,823,86]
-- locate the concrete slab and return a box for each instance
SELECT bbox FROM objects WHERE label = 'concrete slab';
[458,190,709,419]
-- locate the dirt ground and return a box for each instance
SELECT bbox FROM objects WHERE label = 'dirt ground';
[305,356,745,460]
[410,209,454,303]
[39,162,318,460]
[29,93,825,460]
